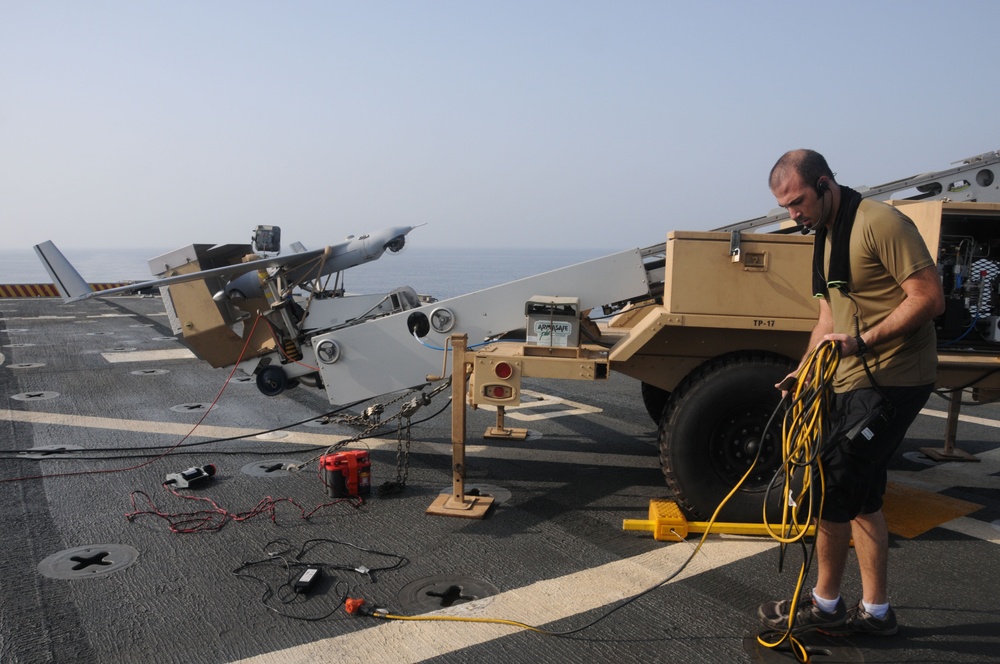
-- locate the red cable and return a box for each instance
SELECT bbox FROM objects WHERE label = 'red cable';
[125,484,362,533]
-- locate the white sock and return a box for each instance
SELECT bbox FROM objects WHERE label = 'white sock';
[862,600,890,619]
[811,590,841,613]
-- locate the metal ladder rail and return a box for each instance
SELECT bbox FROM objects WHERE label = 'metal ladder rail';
[715,150,1000,235]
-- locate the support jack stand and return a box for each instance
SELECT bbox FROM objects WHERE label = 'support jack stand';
[484,405,528,440]
[919,391,980,462]
[426,335,495,519]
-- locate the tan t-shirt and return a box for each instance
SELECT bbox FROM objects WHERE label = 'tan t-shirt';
[823,199,937,392]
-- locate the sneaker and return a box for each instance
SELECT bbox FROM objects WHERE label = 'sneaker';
[847,601,898,636]
[758,596,849,635]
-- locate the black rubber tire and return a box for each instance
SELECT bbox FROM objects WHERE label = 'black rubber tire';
[659,353,795,522]
[256,366,287,397]
[640,381,670,425]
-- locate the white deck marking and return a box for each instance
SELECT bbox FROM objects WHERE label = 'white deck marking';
[941,516,1000,544]
[920,407,1000,430]
[891,445,1000,491]
[1,408,342,443]
[0,409,658,470]
[233,537,774,664]
[101,348,195,362]
[480,389,602,421]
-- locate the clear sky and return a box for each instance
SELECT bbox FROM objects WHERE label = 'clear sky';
[2,1,998,251]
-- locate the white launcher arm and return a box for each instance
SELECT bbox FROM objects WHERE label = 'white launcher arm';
[310,249,650,405]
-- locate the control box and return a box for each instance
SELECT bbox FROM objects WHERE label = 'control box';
[525,296,580,348]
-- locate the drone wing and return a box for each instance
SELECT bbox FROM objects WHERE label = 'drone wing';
[33,241,329,303]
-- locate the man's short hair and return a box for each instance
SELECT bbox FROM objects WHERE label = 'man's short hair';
[769,149,835,190]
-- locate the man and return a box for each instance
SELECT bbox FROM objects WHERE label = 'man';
[759,149,945,636]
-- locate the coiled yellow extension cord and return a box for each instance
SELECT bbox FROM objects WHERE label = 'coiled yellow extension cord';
[757,340,841,663]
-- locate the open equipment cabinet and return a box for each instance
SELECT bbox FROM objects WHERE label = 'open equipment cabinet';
[906,200,1000,461]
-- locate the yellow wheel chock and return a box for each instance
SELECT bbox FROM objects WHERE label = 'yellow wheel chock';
[623,499,816,542]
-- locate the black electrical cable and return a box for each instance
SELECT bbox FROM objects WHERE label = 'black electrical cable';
[587,300,661,321]
[1,391,454,462]
[296,538,410,576]
[932,368,1000,403]
[231,556,350,621]
[0,399,369,456]
[231,538,408,621]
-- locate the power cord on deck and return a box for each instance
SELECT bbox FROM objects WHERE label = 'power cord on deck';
[342,342,842,657]
[231,537,408,620]
[342,358,809,639]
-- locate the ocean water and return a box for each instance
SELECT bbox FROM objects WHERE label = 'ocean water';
[0,245,611,301]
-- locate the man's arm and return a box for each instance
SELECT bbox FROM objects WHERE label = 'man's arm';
[806,297,835,359]
[824,264,945,357]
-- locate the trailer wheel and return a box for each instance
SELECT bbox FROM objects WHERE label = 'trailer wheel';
[256,366,288,397]
[658,353,794,522]
[640,382,670,425]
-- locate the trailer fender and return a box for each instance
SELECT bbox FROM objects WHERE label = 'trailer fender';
[641,381,670,425]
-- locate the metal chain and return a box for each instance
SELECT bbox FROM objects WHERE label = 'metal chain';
[391,415,413,489]
[295,389,419,470]
[380,378,450,495]
[319,388,415,429]
[296,378,452,494]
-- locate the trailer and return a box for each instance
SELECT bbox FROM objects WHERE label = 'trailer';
[429,152,1000,520]
[606,197,1000,521]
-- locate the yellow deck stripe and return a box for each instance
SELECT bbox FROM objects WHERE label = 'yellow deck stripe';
[882,481,983,538]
